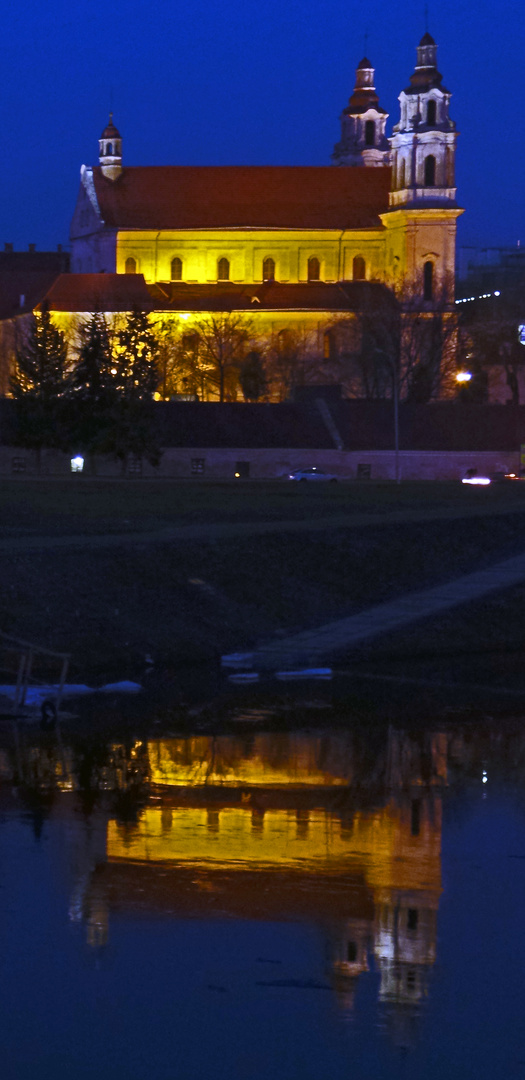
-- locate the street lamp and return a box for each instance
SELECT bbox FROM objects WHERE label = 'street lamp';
[375,348,400,485]
[456,371,472,383]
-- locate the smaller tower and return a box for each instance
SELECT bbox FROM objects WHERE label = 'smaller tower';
[389,34,458,207]
[332,58,390,167]
[98,114,122,181]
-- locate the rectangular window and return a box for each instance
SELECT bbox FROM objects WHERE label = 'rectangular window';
[191,458,205,476]
[411,799,421,836]
[407,908,418,931]
[357,463,371,479]
[11,457,26,473]
[127,456,142,476]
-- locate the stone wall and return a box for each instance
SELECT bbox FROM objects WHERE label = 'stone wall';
[0,445,519,481]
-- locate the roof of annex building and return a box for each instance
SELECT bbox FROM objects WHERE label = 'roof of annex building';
[37,275,396,315]
[149,280,395,313]
[37,273,156,312]
[91,165,392,231]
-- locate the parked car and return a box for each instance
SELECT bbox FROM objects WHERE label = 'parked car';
[289,467,338,482]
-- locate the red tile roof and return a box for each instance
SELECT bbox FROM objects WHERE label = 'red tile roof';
[149,280,395,313]
[37,273,155,312]
[92,166,392,231]
[38,276,396,316]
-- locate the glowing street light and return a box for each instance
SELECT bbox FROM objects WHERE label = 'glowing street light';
[456,371,472,383]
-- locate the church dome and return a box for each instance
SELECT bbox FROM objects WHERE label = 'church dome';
[100,115,121,140]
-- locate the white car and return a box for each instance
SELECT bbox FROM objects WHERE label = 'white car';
[289,467,338,483]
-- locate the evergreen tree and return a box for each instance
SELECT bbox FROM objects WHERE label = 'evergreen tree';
[114,308,160,403]
[108,309,161,469]
[66,312,116,466]
[11,307,69,469]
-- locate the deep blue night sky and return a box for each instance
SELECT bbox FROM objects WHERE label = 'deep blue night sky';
[1,0,522,255]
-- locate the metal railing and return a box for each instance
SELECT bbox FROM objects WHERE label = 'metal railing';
[0,632,70,717]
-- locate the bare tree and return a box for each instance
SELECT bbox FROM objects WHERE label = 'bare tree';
[191,313,254,401]
[327,287,459,403]
[265,327,326,401]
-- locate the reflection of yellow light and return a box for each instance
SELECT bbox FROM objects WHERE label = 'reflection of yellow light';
[147,737,349,788]
[107,801,442,893]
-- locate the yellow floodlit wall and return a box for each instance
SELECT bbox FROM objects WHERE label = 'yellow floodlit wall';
[115,228,387,285]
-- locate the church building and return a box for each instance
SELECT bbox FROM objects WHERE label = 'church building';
[64,33,462,394]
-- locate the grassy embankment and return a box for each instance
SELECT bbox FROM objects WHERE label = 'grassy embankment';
[1,478,525,682]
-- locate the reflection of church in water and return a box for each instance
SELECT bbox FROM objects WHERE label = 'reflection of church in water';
[65,727,447,1040]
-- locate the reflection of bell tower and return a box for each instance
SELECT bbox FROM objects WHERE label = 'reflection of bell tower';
[332,58,390,167]
[330,917,372,1013]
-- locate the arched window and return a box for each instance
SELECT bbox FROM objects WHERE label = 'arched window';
[125,257,137,274]
[424,155,436,186]
[307,257,320,281]
[182,332,200,352]
[277,328,292,353]
[323,330,336,361]
[171,257,183,281]
[106,143,113,156]
[217,257,230,281]
[365,120,375,147]
[399,159,406,188]
[427,99,436,125]
[423,261,433,301]
[353,256,366,281]
[262,257,275,281]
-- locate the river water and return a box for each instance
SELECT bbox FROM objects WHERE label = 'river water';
[0,711,524,1079]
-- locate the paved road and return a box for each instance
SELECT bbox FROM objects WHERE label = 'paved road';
[249,550,525,670]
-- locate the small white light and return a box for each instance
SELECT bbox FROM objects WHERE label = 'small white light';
[234,472,240,478]
[462,476,491,485]
[494,290,501,296]
[456,371,472,383]
[71,456,84,473]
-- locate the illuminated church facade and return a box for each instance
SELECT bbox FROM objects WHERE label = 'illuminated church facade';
[69,33,462,337]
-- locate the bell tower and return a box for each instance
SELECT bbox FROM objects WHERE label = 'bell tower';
[332,58,390,167]
[382,34,463,308]
[389,33,457,207]
[99,114,122,181]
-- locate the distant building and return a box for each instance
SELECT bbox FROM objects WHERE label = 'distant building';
[0,245,70,395]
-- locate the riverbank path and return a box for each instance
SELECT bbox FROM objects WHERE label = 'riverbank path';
[249,550,525,669]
